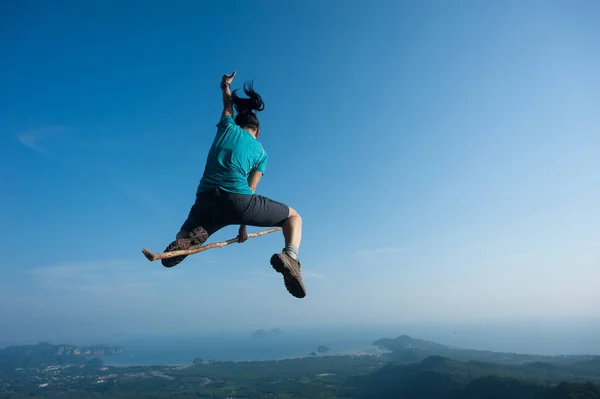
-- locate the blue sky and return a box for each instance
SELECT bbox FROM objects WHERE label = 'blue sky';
[1,0,599,345]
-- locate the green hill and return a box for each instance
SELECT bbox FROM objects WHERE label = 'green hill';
[373,335,600,366]
[349,356,600,399]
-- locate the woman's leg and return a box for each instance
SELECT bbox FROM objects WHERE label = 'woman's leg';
[162,190,226,268]
[281,207,302,260]
[231,194,306,299]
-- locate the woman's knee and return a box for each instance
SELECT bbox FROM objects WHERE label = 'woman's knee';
[287,207,302,222]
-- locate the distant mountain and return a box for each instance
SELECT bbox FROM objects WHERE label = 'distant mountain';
[349,356,600,399]
[0,342,123,368]
[373,335,600,366]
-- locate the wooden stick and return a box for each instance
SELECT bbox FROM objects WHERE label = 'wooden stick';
[141,227,281,262]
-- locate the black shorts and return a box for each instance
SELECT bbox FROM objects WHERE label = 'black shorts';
[180,188,290,236]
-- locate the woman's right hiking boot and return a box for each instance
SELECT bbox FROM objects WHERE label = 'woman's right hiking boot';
[270,252,306,298]
[161,226,209,268]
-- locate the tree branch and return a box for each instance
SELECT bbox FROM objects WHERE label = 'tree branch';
[142,227,281,262]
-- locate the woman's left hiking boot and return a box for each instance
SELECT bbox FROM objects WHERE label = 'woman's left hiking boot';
[270,252,306,298]
[161,226,209,268]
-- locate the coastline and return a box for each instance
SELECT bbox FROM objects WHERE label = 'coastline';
[102,345,387,368]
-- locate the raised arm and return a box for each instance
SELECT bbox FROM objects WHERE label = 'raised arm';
[221,71,236,118]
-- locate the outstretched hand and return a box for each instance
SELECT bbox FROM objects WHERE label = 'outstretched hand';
[237,224,248,243]
[222,71,236,85]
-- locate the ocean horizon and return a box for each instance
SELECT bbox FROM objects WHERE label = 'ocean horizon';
[3,321,599,367]
[96,321,600,367]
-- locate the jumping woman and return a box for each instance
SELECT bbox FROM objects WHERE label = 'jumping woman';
[161,71,306,299]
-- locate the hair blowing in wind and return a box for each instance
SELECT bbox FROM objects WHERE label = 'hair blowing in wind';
[232,81,265,131]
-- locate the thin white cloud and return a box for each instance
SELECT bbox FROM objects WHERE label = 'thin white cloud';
[245,270,279,279]
[245,268,324,280]
[354,247,404,257]
[511,252,535,259]
[23,259,169,299]
[302,270,325,280]
[16,126,65,153]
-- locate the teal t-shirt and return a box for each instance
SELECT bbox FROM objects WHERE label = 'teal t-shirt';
[197,115,268,195]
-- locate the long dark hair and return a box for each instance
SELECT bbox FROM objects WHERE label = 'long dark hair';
[232,80,264,130]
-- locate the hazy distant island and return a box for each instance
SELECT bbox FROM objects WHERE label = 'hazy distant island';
[2,334,600,398]
[250,328,282,339]
[308,345,331,356]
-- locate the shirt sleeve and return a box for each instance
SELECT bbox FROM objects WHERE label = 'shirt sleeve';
[254,150,268,174]
[216,115,235,129]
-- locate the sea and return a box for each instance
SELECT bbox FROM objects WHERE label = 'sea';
[101,326,394,367]
[98,321,600,367]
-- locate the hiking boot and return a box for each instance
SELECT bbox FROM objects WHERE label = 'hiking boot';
[161,226,209,268]
[270,252,306,298]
